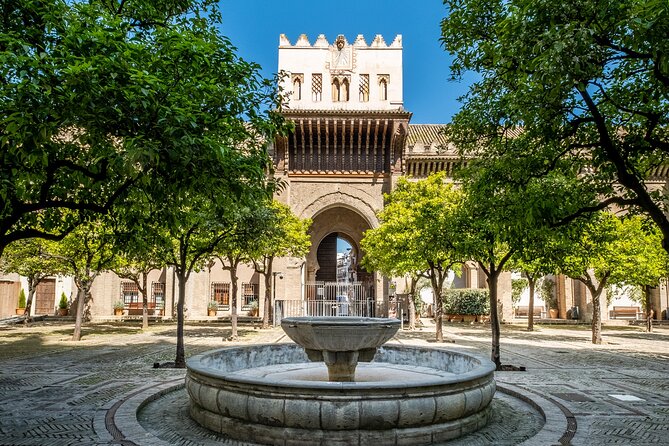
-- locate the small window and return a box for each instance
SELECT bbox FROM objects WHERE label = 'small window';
[212,282,230,309]
[332,76,350,102]
[292,74,303,101]
[378,74,390,101]
[121,282,139,308]
[359,74,369,102]
[312,73,322,102]
[241,283,258,309]
[151,282,165,309]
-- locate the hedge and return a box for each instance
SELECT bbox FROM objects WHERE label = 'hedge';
[443,289,490,315]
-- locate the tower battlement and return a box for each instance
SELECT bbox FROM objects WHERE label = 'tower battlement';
[278,33,403,111]
[279,34,402,49]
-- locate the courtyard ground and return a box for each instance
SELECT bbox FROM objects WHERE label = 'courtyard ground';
[0,318,667,445]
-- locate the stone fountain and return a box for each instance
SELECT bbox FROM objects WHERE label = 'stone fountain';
[186,316,496,445]
[280,316,399,381]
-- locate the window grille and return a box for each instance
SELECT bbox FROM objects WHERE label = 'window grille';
[121,282,139,307]
[211,282,231,309]
[359,74,369,102]
[151,282,165,309]
[312,73,322,101]
[241,283,258,309]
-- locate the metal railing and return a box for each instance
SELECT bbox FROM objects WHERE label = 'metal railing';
[274,298,376,326]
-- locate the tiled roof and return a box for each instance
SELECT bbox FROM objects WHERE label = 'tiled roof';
[406,124,449,147]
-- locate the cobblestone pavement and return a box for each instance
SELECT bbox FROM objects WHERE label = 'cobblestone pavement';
[0,319,667,445]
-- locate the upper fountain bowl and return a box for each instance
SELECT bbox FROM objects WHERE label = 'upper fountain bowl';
[281,316,400,352]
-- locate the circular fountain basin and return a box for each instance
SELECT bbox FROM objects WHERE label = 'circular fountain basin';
[186,344,496,445]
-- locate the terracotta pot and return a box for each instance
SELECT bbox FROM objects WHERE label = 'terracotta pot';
[58,308,68,316]
[16,308,25,315]
[114,308,123,316]
[208,309,217,316]
[463,314,476,323]
[549,309,559,319]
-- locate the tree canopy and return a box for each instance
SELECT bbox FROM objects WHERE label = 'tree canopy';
[361,173,463,342]
[441,0,669,251]
[0,0,286,255]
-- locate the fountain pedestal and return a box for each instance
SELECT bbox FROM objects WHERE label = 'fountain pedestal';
[281,317,400,382]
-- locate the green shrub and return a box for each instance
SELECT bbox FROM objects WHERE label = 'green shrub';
[58,292,68,309]
[18,289,26,308]
[443,289,490,315]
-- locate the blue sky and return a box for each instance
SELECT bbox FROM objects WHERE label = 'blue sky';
[218,1,473,124]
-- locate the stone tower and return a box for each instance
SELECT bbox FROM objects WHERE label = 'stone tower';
[274,33,411,307]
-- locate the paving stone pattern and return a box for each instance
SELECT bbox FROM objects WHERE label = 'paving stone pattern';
[0,320,667,445]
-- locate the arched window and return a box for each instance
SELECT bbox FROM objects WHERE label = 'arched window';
[332,76,350,102]
[292,75,303,101]
[332,78,340,101]
[341,78,350,102]
[379,79,388,101]
[378,74,389,101]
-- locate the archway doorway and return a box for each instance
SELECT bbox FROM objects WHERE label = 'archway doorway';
[305,206,378,315]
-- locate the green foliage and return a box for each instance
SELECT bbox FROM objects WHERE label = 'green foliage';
[249,201,312,267]
[441,0,669,253]
[113,301,125,311]
[511,278,528,305]
[59,292,68,310]
[0,0,288,255]
[361,173,462,277]
[540,278,557,310]
[18,289,26,308]
[443,289,490,315]
[207,300,218,311]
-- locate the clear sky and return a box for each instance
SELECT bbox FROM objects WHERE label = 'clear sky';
[217,0,473,124]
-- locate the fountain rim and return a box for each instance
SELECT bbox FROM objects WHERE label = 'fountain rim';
[186,343,496,391]
[280,316,401,327]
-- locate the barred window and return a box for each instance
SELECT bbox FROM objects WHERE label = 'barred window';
[312,73,322,101]
[241,283,258,309]
[151,282,165,309]
[211,282,230,308]
[121,282,139,306]
[359,74,369,102]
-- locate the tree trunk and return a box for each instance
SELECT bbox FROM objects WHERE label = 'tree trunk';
[23,275,40,323]
[175,269,187,368]
[644,285,653,333]
[431,272,444,342]
[581,274,605,345]
[141,273,149,331]
[230,267,239,340]
[527,275,536,332]
[72,283,89,341]
[262,259,273,329]
[488,271,502,370]
[408,277,417,330]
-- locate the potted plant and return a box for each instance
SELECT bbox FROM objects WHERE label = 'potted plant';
[207,300,218,316]
[58,292,69,316]
[541,279,559,318]
[16,289,26,315]
[248,300,259,317]
[113,301,125,316]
